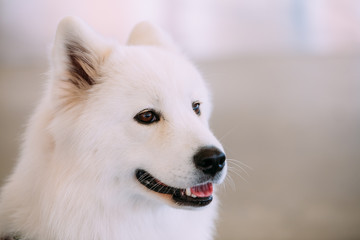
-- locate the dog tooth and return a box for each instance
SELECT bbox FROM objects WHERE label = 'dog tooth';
[186,188,191,196]
[191,194,197,198]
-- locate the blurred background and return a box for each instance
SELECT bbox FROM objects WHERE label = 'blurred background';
[1,0,360,239]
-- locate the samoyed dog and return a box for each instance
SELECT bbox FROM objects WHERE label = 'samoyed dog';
[0,17,227,240]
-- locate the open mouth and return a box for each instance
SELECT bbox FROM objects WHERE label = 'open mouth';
[135,169,213,207]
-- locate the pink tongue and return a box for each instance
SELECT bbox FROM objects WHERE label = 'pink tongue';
[191,183,213,198]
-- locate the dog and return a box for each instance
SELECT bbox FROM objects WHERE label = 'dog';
[0,17,227,240]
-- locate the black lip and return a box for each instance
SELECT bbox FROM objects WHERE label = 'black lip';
[135,169,213,207]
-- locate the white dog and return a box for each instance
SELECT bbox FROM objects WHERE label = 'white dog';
[0,17,227,240]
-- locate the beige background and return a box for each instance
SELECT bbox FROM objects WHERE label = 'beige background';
[1,1,360,239]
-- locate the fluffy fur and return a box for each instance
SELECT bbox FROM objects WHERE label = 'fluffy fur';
[0,17,227,240]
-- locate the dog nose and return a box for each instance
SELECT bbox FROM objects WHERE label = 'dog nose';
[193,147,226,176]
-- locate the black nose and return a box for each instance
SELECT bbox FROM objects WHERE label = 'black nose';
[193,147,226,176]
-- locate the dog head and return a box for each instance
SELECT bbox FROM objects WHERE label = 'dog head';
[49,17,227,208]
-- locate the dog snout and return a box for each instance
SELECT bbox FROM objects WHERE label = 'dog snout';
[193,146,226,177]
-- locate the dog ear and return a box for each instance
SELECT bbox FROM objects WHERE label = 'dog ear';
[127,21,179,52]
[52,16,110,90]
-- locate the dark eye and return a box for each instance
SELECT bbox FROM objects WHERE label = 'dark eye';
[134,110,160,124]
[192,102,201,115]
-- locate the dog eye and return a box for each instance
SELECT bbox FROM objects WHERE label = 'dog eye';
[192,102,201,115]
[134,110,160,124]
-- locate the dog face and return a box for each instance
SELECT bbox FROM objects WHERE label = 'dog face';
[49,17,227,208]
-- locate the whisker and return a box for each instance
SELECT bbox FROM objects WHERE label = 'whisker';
[149,182,162,191]
[138,175,146,181]
[219,125,240,141]
[224,174,236,191]
[165,187,173,194]
[227,161,250,176]
[228,167,248,183]
[158,184,166,193]
[227,158,252,170]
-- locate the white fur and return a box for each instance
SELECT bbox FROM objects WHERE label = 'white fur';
[0,17,226,240]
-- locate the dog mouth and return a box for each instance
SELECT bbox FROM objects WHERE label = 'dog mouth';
[135,169,213,207]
